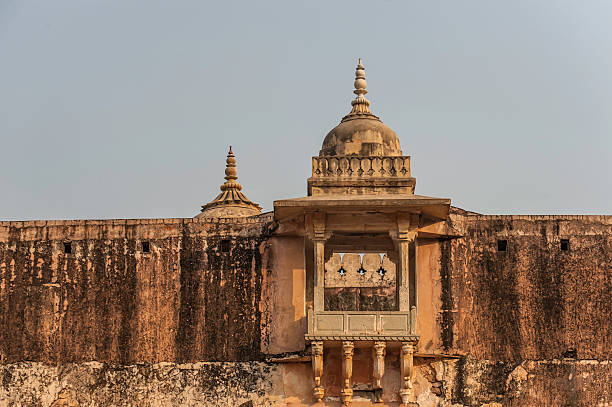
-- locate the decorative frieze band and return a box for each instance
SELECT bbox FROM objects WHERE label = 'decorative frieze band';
[305,334,419,342]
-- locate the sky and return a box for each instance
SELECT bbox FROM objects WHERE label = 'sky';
[0,0,610,220]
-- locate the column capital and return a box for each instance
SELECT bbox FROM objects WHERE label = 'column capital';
[389,212,420,243]
[373,340,386,356]
[401,341,416,354]
[306,211,332,241]
[389,229,417,242]
[342,340,355,356]
[312,341,324,355]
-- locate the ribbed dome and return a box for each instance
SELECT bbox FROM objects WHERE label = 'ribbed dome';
[319,59,402,157]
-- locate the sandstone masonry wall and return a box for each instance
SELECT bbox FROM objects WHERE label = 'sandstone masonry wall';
[441,213,611,361]
[0,215,275,364]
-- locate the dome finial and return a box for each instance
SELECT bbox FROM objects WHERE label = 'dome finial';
[223,145,239,187]
[348,58,372,116]
[197,146,262,218]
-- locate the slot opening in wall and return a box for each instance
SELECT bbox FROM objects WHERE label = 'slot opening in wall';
[497,239,507,252]
[64,242,72,254]
[560,239,569,251]
[142,241,150,253]
[220,239,231,253]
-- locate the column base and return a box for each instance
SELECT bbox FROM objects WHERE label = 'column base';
[340,388,353,406]
[373,387,383,403]
[312,386,324,402]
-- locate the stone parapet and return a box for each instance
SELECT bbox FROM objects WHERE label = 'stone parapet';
[0,213,274,242]
[0,212,273,227]
[307,307,417,338]
[308,156,416,195]
[311,156,412,179]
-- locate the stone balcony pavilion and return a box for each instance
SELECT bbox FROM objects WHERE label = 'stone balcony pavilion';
[275,59,453,406]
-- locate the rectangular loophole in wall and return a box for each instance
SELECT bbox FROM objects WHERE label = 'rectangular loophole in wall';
[142,241,150,253]
[560,239,569,251]
[497,239,507,252]
[220,239,231,253]
[64,242,72,254]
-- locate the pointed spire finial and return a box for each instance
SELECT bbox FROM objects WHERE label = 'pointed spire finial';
[347,58,372,116]
[223,145,239,187]
[197,146,262,218]
[354,58,367,96]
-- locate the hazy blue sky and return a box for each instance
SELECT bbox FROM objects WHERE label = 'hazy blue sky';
[1,1,610,220]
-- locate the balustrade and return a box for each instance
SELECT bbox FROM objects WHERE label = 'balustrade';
[311,156,411,178]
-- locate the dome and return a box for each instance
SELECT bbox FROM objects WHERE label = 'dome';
[319,59,402,157]
[320,115,402,156]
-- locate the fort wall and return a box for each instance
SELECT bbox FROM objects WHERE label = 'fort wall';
[0,215,274,364]
[442,213,611,361]
[0,212,610,406]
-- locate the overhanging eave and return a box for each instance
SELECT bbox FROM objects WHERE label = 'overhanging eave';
[274,194,451,222]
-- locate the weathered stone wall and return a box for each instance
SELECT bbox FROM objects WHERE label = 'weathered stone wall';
[414,357,612,407]
[0,361,283,407]
[441,213,611,362]
[259,236,307,355]
[2,358,609,406]
[0,215,275,364]
[413,212,612,406]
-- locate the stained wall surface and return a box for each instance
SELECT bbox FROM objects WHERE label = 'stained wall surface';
[0,215,275,364]
[441,213,611,361]
[260,235,307,354]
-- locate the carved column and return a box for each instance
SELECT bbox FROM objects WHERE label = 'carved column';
[311,341,324,402]
[372,341,386,403]
[396,238,411,311]
[341,341,354,406]
[390,213,418,312]
[313,239,325,312]
[399,342,416,405]
[308,211,329,312]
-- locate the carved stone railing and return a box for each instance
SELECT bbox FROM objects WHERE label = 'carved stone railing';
[308,155,416,195]
[325,253,396,288]
[311,156,411,178]
[306,308,417,341]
